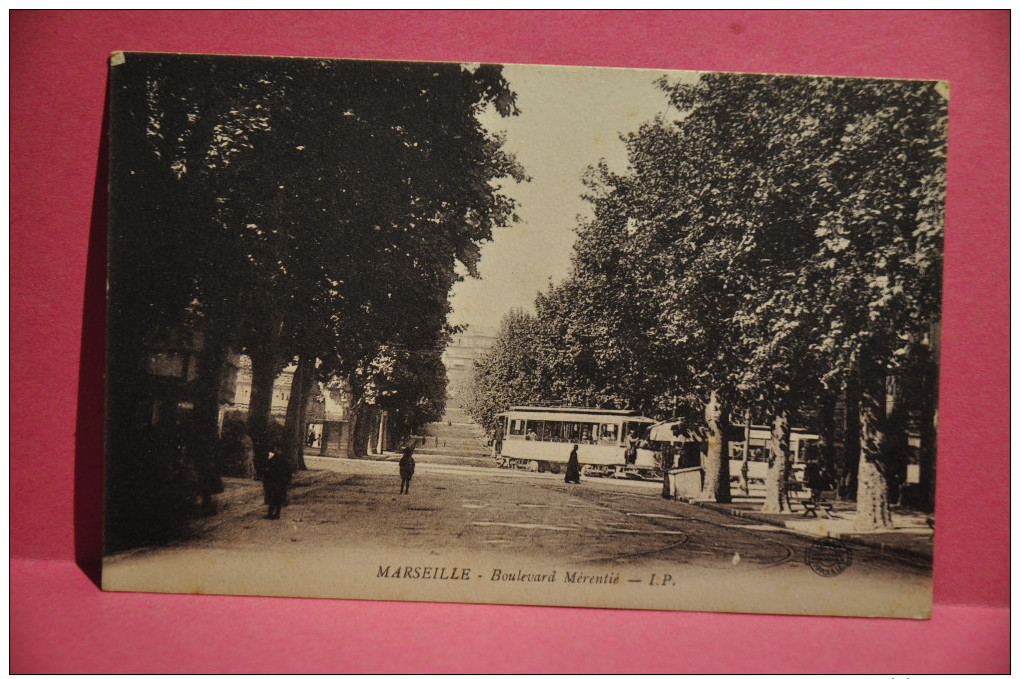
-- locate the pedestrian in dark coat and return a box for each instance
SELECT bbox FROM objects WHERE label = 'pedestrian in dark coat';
[564,445,581,484]
[263,449,292,519]
[399,445,416,494]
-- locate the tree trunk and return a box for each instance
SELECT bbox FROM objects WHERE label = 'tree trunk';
[191,328,229,503]
[884,371,910,505]
[818,390,837,477]
[840,373,861,500]
[319,421,332,457]
[741,412,752,496]
[854,356,892,531]
[282,354,315,472]
[916,348,938,513]
[104,338,158,549]
[345,410,359,458]
[247,349,279,479]
[295,359,315,471]
[367,407,381,455]
[761,409,792,513]
[192,331,227,450]
[387,416,407,452]
[245,307,286,479]
[698,390,732,503]
[351,404,375,458]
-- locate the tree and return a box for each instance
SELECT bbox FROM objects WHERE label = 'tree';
[106,54,524,546]
[107,53,281,541]
[640,73,947,518]
[191,58,520,466]
[469,309,550,432]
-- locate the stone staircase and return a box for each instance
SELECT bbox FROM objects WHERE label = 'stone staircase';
[416,406,490,458]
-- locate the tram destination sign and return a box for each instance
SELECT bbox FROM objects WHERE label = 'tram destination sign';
[103,51,943,618]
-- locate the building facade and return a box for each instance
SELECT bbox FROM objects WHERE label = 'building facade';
[221,356,355,458]
[441,326,497,404]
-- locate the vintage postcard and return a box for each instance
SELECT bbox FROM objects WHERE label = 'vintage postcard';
[103,52,944,618]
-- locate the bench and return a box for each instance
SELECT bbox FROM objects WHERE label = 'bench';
[801,488,836,518]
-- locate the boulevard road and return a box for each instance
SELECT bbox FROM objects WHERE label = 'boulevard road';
[104,456,933,617]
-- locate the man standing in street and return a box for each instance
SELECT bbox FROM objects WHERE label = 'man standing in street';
[399,443,416,494]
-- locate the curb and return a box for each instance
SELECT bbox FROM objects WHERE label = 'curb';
[835,533,933,564]
[678,498,933,562]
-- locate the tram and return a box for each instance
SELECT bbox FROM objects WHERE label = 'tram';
[495,406,658,478]
[648,419,822,487]
[727,425,820,485]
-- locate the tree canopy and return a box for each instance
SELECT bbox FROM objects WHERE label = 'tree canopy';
[471,70,945,519]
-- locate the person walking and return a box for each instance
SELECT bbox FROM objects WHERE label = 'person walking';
[564,445,581,484]
[399,444,416,494]
[493,425,504,457]
[263,448,292,520]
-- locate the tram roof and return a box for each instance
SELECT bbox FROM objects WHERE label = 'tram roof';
[498,406,655,423]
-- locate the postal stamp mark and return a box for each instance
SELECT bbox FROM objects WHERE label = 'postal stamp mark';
[805,537,853,577]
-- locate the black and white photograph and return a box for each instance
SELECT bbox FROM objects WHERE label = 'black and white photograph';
[103,52,945,618]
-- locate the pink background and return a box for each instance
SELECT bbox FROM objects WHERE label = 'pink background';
[11,10,1009,673]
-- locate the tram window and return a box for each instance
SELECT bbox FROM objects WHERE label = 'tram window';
[622,422,641,441]
[510,418,631,444]
[526,420,549,441]
[523,420,586,443]
[748,445,767,462]
[545,421,566,442]
[793,439,815,464]
[564,422,580,442]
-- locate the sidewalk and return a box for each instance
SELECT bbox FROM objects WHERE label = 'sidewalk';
[683,493,934,562]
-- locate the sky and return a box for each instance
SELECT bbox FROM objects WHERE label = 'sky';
[447,63,699,334]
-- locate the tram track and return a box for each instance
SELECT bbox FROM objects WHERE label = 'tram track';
[547,484,798,570]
